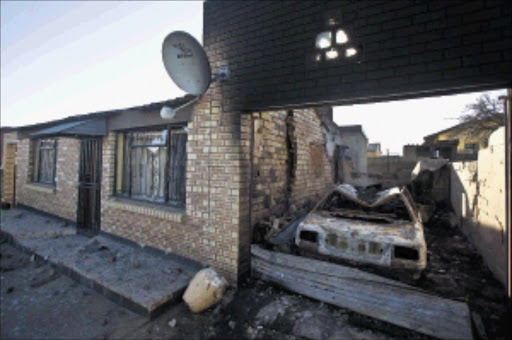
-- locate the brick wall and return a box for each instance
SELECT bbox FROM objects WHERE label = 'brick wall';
[289,108,333,206]
[251,110,289,222]
[204,0,512,111]
[250,108,334,223]
[1,132,18,205]
[1,132,17,168]
[1,143,17,206]
[450,127,506,286]
[99,83,252,283]
[16,137,79,222]
[99,131,211,273]
[184,85,252,281]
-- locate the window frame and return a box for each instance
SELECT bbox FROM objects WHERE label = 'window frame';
[32,138,57,185]
[115,124,187,207]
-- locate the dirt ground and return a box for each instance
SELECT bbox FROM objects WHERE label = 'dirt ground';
[1,240,391,340]
[1,207,510,339]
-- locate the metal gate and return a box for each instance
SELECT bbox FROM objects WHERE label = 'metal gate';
[77,138,102,234]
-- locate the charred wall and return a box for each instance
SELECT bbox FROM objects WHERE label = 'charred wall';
[204,0,512,111]
[251,108,333,224]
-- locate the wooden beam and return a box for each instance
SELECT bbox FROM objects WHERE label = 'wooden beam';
[251,246,472,340]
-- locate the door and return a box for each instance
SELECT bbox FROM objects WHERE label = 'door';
[77,138,102,234]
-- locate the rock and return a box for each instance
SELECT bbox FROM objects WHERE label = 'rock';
[183,268,228,313]
[168,319,176,328]
[228,320,236,329]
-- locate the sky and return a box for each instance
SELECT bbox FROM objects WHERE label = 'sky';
[0,1,506,155]
[1,1,202,126]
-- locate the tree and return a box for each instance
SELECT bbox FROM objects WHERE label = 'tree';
[458,93,505,145]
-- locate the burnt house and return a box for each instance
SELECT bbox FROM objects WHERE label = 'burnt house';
[1,97,337,282]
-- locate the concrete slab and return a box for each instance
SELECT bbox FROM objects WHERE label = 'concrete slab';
[1,208,199,318]
[0,209,76,238]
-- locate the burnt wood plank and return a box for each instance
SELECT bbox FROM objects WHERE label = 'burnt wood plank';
[251,246,472,340]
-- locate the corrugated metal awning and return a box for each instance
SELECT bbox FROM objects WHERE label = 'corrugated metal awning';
[30,118,107,138]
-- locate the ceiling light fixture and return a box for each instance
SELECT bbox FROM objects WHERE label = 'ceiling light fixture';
[326,48,339,60]
[345,47,357,57]
[336,29,348,44]
[315,31,332,49]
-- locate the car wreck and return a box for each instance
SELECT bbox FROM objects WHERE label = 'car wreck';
[295,184,427,273]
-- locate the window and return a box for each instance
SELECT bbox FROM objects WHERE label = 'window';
[32,138,57,184]
[115,126,187,206]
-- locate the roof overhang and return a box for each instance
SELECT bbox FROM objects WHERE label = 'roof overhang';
[30,118,107,138]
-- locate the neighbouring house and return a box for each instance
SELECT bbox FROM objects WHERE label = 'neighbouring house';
[1,97,337,282]
[421,120,503,161]
[337,125,368,175]
[404,141,459,161]
[367,143,381,158]
[403,144,437,161]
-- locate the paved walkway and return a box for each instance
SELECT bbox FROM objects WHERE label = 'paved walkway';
[0,208,200,318]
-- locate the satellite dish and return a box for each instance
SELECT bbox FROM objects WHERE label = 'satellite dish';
[162,31,211,95]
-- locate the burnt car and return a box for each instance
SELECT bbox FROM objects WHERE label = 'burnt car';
[295,184,427,273]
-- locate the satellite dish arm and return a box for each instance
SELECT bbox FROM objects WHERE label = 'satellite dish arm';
[161,96,201,120]
[174,96,200,112]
